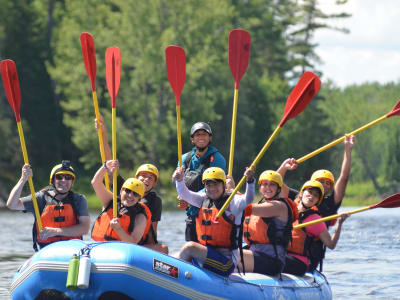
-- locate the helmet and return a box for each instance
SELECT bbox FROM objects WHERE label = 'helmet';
[300,180,324,206]
[49,160,75,184]
[190,122,212,137]
[311,169,335,185]
[122,178,145,197]
[202,167,226,184]
[258,170,283,187]
[135,163,159,182]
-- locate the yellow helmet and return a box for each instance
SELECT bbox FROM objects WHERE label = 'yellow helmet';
[258,170,283,187]
[300,180,324,206]
[49,160,75,184]
[202,167,226,184]
[311,169,335,185]
[122,178,145,197]
[135,163,159,182]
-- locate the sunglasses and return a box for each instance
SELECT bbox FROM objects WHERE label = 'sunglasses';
[55,174,73,181]
[124,188,140,197]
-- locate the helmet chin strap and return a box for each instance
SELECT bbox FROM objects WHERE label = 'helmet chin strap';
[300,198,313,210]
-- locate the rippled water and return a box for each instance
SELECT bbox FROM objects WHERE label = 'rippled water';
[1,207,399,299]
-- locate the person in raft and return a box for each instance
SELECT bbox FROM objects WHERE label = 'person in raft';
[237,170,298,276]
[172,166,255,277]
[91,160,152,244]
[95,116,168,253]
[7,161,90,251]
[278,134,355,222]
[283,180,349,276]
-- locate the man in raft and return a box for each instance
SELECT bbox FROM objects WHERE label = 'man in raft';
[91,160,152,244]
[95,116,168,253]
[172,166,254,277]
[7,161,90,251]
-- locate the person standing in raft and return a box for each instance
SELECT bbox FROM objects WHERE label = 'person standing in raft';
[278,135,355,221]
[91,160,152,244]
[7,161,90,251]
[95,116,168,253]
[178,122,226,243]
[237,171,298,276]
[283,180,349,276]
[172,166,254,277]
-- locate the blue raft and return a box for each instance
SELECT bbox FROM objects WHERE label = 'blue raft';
[10,240,332,300]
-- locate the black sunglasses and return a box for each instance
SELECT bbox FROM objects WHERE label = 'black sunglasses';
[124,188,140,197]
[55,174,73,180]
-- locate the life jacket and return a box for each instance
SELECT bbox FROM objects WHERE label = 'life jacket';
[183,151,214,192]
[287,202,325,271]
[33,189,81,249]
[91,199,152,244]
[195,194,239,250]
[243,197,297,248]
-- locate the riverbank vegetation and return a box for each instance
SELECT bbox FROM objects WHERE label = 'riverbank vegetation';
[0,0,399,206]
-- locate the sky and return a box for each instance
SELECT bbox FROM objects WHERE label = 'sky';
[312,0,400,88]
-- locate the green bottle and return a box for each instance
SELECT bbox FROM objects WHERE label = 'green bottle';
[66,254,79,290]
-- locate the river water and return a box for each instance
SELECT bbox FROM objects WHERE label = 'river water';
[0,207,399,299]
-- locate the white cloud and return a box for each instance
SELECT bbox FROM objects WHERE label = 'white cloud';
[312,0,400,87]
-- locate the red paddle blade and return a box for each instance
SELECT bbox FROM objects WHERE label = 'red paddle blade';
[80,32,97,91]
[370,193,400,209]
[228,29,251,89]
[386,100,400,118]
[165,46,186,105]
[279,71,321,127]
[0,59,21,122]
[105,47,121,108]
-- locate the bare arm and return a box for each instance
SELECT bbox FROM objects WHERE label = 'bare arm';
[251,200,288,222]
[318,213,349,249]
[39,216,91,240]
[110,214,147,244]
[334,135,355,206]
[91,160,118,208]
[7,164,31,211]
[277,158,297,199]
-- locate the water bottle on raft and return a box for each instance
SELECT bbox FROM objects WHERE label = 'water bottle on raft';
[77,253,91,289]
[66,254,79,290]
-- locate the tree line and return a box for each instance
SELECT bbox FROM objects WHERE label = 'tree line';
[0,0,398,203]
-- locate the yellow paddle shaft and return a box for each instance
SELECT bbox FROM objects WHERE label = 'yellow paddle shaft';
[297,114,387,164]
[217,125,282,218]
[17,121,42,230]
[112,107,117,218]
[228,88,239,176]
[293,206,371,230]
[92,91,110,190]
[176,105,182,167]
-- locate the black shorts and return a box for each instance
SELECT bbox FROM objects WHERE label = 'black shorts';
[252,251,283,276]
[282,255,307,276]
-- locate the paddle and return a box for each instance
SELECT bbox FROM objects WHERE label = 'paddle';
[296,100,400,164]
[216,72,321,218]
[80,32,110,190]
[293,193,400,230]
[227,29,251,176]
[165,46,186,167]
[105,47,121,218]
[0,59,42,230]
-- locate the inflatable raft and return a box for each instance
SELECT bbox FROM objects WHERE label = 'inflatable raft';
[10,240,332,300]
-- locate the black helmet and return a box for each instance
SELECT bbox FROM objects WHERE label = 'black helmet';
[190,122,212,137]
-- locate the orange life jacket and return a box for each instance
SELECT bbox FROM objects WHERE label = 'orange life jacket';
[287,207,320,256]
[195,195,239,249]
[91,199,152,244]
[34,190,81,245]
[243,197,296,248]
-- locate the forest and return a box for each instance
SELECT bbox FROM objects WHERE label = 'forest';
[0,0,399,208]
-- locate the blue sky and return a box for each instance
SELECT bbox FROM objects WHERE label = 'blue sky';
[312,0,400,87]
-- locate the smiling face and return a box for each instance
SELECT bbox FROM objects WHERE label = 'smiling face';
[121,188,141,207]
[259,180,279,200]
[317,178,333,194]
[53,173,73,194]
[191,130,211,149]
[137,172,157,194]
[204,180,224,201]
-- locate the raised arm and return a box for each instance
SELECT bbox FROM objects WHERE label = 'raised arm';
[95,114,112,161]
[277,158,298,198]
[7,164,32,211]
[334,135,355,206]
[91,160,117,208]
